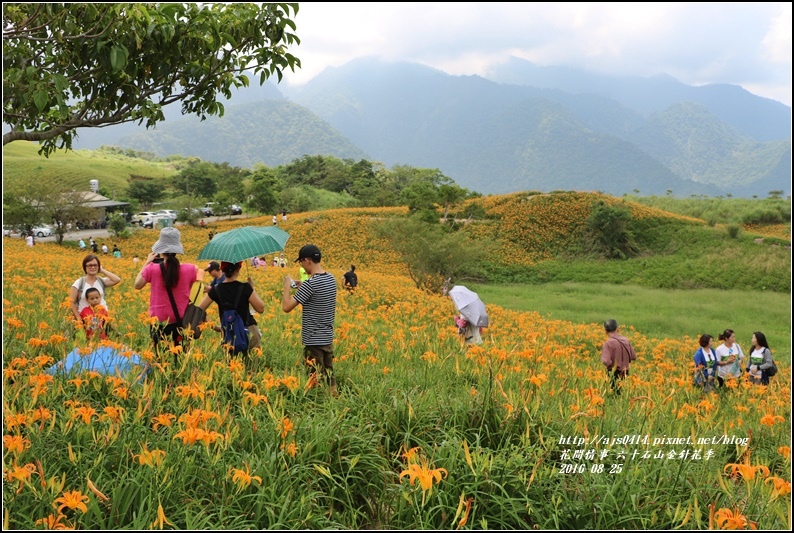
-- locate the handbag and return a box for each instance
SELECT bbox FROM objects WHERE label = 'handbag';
[161,264,206,339]
[764,349,778,377]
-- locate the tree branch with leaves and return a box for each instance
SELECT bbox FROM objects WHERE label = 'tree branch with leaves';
[3,3,301,155]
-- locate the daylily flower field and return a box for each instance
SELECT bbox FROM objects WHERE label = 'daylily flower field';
[3,195,790,529]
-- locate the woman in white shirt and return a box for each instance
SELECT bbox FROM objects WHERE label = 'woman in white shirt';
[714,328,744,386]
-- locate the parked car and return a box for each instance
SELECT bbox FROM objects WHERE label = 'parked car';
[178,207,203,219]
[3,225,20,237]
[31,225,53,237]
[230,204,243,215]
[155,210,178,220]
[131,211,157,225]
[201,203,215,217]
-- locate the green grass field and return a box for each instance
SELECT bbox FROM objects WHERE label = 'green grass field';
[470,282,792,363]
[2,141,177,195]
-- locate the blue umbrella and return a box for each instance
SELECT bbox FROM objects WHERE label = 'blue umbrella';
[47,346,149,379]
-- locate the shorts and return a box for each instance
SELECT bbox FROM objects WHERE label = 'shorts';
[303,344,335,385]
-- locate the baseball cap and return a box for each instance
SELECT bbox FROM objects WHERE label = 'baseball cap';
[295,244,321,262]
[204,261,220,272]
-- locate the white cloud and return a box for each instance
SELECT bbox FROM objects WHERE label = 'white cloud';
[282,2,792,106]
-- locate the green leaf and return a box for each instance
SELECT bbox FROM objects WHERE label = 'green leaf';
[33,89,48,112]
[52,74,68,92]
[110,46,121,71]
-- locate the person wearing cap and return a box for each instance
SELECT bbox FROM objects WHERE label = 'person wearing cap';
[600,319,637,395]
[134,227,199,355]
[282,244,338,395]
[203,261,226,293]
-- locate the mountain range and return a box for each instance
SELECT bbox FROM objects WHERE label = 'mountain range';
[69,57,790,198]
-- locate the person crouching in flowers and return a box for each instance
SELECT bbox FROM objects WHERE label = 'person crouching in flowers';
[693,334,718,392]
[80,287,109,340]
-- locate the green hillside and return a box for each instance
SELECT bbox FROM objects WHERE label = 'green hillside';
[2,141,178,194]
[119,99,369,168]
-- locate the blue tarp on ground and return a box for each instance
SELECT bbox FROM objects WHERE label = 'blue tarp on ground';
[47,346,148,378]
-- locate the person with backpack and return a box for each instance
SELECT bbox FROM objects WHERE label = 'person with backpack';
[747,331,777,385]
[198,261,265,359]
[69,254,122,328]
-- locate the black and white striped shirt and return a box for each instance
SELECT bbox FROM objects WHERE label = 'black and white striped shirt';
[293,272,337,346]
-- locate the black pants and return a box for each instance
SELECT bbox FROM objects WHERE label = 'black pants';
[150,323,183,356]
[609,368,628,394]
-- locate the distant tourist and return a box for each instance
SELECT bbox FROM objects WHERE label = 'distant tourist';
[747,331,776,385]
[715,328,744,386]
[112,244,122,258]
[78,238,86,251]
[601,319,637,395]
[342,265,358,293]
[693,334,718,393]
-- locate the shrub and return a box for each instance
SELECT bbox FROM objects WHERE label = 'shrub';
[108,213,128,237]
[582,201,638,259]
[727,224,741,238]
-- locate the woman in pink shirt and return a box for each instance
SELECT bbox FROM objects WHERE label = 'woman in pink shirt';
[134,227,198,355]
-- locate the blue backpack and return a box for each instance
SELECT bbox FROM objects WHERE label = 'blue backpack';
[219,284,249,354]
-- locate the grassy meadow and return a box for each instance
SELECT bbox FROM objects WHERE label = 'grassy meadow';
[2,201,791,529]
[470,283,791,364]
[2,141,178,195]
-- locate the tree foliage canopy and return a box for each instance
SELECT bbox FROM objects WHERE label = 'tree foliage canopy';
[374,217,492,293]
[2,3,300,155]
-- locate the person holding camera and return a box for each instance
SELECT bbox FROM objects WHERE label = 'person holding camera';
[282,244,338,395]
[134,227,198,355]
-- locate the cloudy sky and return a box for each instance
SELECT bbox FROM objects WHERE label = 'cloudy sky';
[280,2,792,106]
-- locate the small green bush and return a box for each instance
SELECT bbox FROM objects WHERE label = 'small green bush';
[582,201,638,259]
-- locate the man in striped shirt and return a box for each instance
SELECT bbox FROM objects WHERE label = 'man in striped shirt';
[282,244,338,395]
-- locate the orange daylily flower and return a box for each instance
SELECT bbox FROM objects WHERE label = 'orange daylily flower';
[760,414,785,426]
[133,444,166,467]
[714,507,757,530]
[151,413,176,431]
[765,476,791,499]
[277,417,294,439]
[3,434,31,454]
[53,489,90,513]
[229,464,262,488]
[151,502,173,529]
[35,513,73,530]
[399,456,448,492]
